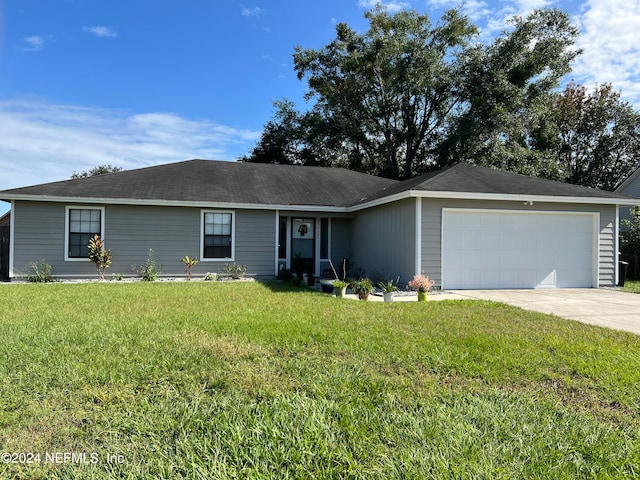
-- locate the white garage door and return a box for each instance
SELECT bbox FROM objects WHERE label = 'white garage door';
[441,209,597,289]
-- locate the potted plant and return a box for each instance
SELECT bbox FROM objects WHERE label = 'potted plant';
[378,278,400,302]
[332,280,349,298]
[407,274,435,302]
[328,258,350,298]
[352,278,373,300]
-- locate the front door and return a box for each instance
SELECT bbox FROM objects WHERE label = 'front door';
[291,218,315,277]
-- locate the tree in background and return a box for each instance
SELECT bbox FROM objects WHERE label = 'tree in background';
[544,82,640,191]
[71,164,123,179]
[243,8,581,181]
[437,9,580,179]
[245,8,478,178]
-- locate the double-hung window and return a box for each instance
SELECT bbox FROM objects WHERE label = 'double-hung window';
[65,206,105,260]
[202,210,234,260]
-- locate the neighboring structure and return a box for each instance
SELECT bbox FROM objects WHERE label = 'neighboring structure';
[1,159,638,289]
[616,166,640,226]
[0,211,9,281]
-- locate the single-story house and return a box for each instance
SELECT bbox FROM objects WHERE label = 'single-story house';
[1,159,638,289]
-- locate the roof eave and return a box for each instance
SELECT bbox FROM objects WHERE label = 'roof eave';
[615,166,640,193]
[5,189,637,214]
[352,190,639,210]
[1,194,352,213]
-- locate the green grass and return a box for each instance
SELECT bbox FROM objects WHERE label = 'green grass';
[623,280,640,294]
[0,282,639,479]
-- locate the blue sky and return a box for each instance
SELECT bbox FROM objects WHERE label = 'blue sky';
[1,0,639,216]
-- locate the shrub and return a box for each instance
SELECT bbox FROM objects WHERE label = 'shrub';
[204,272,218,282]
[180,255,199,280]
[132,249,162,281]
[26,260,54,283]
[289,275,304,287]
[224,262,247,280]
[407,274,435,292]
[87,235,112,280]
[621,206,640,279]
[278,268,293,282]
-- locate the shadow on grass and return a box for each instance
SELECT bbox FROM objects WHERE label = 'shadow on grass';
[259,279,334,296]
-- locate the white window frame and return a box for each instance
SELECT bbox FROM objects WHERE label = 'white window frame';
[64,206,106,262]
[200,209,235,262]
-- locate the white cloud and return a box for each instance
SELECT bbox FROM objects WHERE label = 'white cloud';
[240,6,266,18]
[0,99,261,196]
[18,35,45,51]
[428,0,491,21]
[357,0,410,13]
[572,0,640,104]
[82,26,118,38]
[516,0,554,12]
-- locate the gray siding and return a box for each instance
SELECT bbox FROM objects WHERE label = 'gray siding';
[12,201,71,277]
[234,209,277,278]
[618,175,640,227]
[327,217,352,275]
[421,199,618,288]
[12,201,277,279]
[352,199,416,284]
[619,175,640,198]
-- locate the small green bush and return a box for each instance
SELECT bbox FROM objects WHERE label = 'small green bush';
[87,235,112,280]
[132,249,162,281]
[180,255,199,280]
[204,272,217,281]
[224,262,247,280]
[26,260,54,283]
[278,268,293,282]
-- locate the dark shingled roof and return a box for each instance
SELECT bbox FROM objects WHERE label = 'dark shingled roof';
[0,160,631,208]
[0,159,398,208]
[356,162,631,204]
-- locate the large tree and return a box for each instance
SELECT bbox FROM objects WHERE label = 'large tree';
[546,82,640,191]
[292,7,477,179]
[244,7,581,181]
[437,9,580,179]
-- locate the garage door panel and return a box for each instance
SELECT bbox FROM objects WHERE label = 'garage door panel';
[537,270,556,288]
[442,210,595,289]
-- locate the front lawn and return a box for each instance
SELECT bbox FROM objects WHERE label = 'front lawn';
[0,282,638,479]
[623,280,640,294]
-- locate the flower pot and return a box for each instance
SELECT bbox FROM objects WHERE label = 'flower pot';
[357,292,370,301]
[383,292,394,302]
[417,291,428,302]
[334,286,347,298]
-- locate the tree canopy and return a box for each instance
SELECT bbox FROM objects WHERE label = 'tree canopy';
[242,7,640,189]
[71,164,123,179]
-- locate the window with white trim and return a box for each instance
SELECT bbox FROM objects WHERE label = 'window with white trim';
[202,211,234,260]
[65,206,105,260]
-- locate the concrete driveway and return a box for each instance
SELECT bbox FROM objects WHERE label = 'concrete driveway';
[452,289,640,335]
